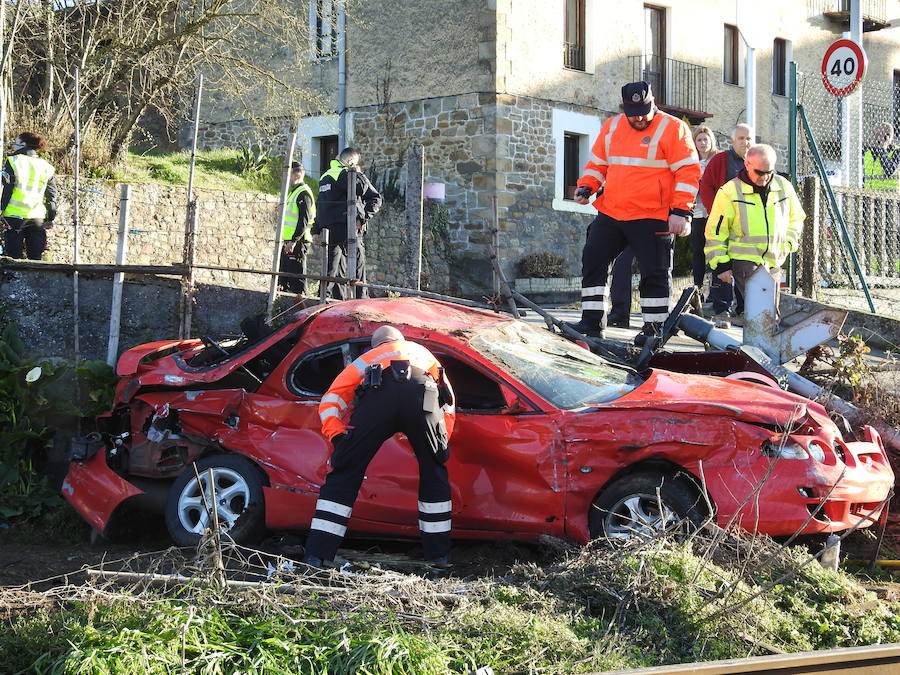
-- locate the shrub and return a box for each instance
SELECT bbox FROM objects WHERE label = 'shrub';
[517,252,567,278]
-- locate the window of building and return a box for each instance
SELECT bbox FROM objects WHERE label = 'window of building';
[643,5,667,102]
[724,24,740,85]
[310,0,339,60]
[564,0,585,71]
[315,135,339,176]
[552,109,600,213]
[563,133,583,200]
[772,38,788,96]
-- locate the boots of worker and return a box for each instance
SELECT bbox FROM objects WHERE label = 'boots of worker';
[565,319,605,339]
[607,313,631,328]
[633,322,662,348]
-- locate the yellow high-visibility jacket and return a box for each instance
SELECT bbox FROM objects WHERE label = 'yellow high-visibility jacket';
[704,174,805,272]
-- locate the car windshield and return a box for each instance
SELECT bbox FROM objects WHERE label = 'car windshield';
[469,321,639,410]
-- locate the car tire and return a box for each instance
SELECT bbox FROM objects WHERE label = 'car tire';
[589,471,708,540]
[164,455,267,547]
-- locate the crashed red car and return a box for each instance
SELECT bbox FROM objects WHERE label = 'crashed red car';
[63,298,894,546]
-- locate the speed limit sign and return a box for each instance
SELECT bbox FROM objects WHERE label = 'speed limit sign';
[821,38,867,97]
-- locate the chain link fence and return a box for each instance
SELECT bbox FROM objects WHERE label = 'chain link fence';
[796,71,900,307]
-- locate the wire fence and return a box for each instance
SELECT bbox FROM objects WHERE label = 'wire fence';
[796,72,900,296]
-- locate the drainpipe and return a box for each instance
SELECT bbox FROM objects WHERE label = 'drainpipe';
[745,45,756,129]
[337,0,347,147]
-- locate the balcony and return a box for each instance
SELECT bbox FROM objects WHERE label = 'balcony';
[808,0,890,31]
[629,55,711,123]
[564,42,585,71]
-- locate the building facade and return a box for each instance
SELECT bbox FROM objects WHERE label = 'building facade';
[195,0,900,293]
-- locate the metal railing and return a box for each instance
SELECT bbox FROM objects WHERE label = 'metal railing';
[629,55,708,115]
[564,42,585,71]
[807,0,888,25]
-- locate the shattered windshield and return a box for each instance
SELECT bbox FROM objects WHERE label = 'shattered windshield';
[470,322,639,410]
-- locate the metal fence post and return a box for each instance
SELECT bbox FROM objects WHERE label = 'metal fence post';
[319,228,330,303]
[179,75,203,339]
[800,176,820,301]
[405,144,424,290]
[345,169,357,299]
[267,123,298,320]
[106,184,131,366]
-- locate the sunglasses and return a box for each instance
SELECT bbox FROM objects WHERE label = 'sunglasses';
[747,166,775,178]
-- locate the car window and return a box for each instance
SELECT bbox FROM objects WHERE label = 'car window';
[469,322,638,410]
[289,345,348,396]
[433,353,506,412]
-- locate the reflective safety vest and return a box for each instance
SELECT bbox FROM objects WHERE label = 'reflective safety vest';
[282,182,315,242]
[3,154,55,220]
[318,339,456,441]
[704,175,806,271]
[863,149,898,191]
[576,110,701,221]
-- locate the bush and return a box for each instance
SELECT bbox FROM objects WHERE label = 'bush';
[517,252,567,278]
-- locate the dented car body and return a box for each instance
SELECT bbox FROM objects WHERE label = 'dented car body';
[63,298,895,545]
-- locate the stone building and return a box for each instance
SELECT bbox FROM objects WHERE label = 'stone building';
[193,0,900,294]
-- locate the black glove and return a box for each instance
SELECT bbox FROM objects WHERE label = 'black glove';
[574,186,592,199]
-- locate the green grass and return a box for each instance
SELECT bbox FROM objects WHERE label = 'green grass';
[3,538,899,674]
[109,150,287,194]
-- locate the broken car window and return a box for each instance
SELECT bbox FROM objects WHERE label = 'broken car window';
[470,322,638,410]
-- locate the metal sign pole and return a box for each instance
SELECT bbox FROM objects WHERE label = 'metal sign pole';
[180,75,203,339]
[106,184,131,365]
[345,169,357,299]
[72,68,81,362]
[267,122,298,320]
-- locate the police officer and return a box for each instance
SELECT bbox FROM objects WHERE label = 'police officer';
[705,144,805,313]
[278,162,316,294]
[2,132,58,260]
[863,123,900,191]
[312,147,383,300]
[304,325,456,566]
[567,82,700,345]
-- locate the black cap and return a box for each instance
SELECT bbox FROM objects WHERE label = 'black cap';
[290,161,302,171]
[621,81,654,116]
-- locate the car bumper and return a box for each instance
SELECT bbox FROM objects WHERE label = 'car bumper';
[62,446,144,535]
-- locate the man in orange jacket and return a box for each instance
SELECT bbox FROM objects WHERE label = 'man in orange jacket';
[567,81,700,346]
[304,325,456,566]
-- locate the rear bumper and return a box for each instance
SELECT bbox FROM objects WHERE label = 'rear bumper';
[62,447,144,535]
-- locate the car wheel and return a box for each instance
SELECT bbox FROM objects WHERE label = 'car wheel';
[164,455,266,547]
[589,471,707,540]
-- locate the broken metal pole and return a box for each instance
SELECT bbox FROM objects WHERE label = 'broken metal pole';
[361,282,500,311]
[267,122,299,320]
[346,169,357,299]
[489,243,521,318]
[405,144,424,290]
[106,184,131,366]
[319,227,330,303]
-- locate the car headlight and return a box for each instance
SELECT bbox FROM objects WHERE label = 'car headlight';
[762,439,809,460]
[807,441,826,463]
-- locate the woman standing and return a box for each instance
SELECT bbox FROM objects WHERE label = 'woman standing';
[2,132,57,260]
[691,125,717,299]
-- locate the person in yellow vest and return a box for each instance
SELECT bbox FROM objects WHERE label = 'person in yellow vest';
[863,123,899,191]
[1,132,58,260]
[704,144,805,314]
[278,161,316,294]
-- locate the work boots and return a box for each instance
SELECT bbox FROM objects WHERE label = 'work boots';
[633,322,663,348]
[565,319,605,339]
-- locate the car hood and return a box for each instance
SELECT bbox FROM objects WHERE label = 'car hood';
[607,369,811,427]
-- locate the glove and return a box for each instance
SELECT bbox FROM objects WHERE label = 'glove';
[42,221,54,231]
[574,186,592,199]
[667,214,690,237]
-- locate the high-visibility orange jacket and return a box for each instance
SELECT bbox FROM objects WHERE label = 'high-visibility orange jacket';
[318,339,456,441]
[576,111,701,222]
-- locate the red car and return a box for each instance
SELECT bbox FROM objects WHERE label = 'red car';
[63,298,894,546]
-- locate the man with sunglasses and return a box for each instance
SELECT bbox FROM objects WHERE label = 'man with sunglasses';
[704,144,805,314]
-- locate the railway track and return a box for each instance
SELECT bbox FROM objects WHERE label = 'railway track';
[598,643,900,674]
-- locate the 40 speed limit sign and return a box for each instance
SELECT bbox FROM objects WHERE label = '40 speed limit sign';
[821,38,867,97]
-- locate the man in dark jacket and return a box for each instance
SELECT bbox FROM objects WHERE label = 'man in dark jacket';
[2,132,58,260]
[312,147,382,300]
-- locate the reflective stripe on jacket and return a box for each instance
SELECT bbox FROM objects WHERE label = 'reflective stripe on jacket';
[576,110,700,221]
[3,154,55,220]
[318,339,456,440]
[704,175,805,271]
[282,182,316,242]
[863,150,899,190]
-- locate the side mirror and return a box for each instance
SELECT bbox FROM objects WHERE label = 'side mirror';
[501,384,528,414]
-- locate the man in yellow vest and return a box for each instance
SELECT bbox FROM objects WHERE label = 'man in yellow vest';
[704,144,805,313]
[278,161,316,294]
[2,132,58,260]
[863,123,899,191]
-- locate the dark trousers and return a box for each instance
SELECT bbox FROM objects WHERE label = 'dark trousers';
[326,238,368,300]
[305,374,452,562]
[3,219,47,260]
[710,274,737,315]
[278,241,310,294]
[609,247,634,321]
[690,217,708,288]
[581,212,673,328]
